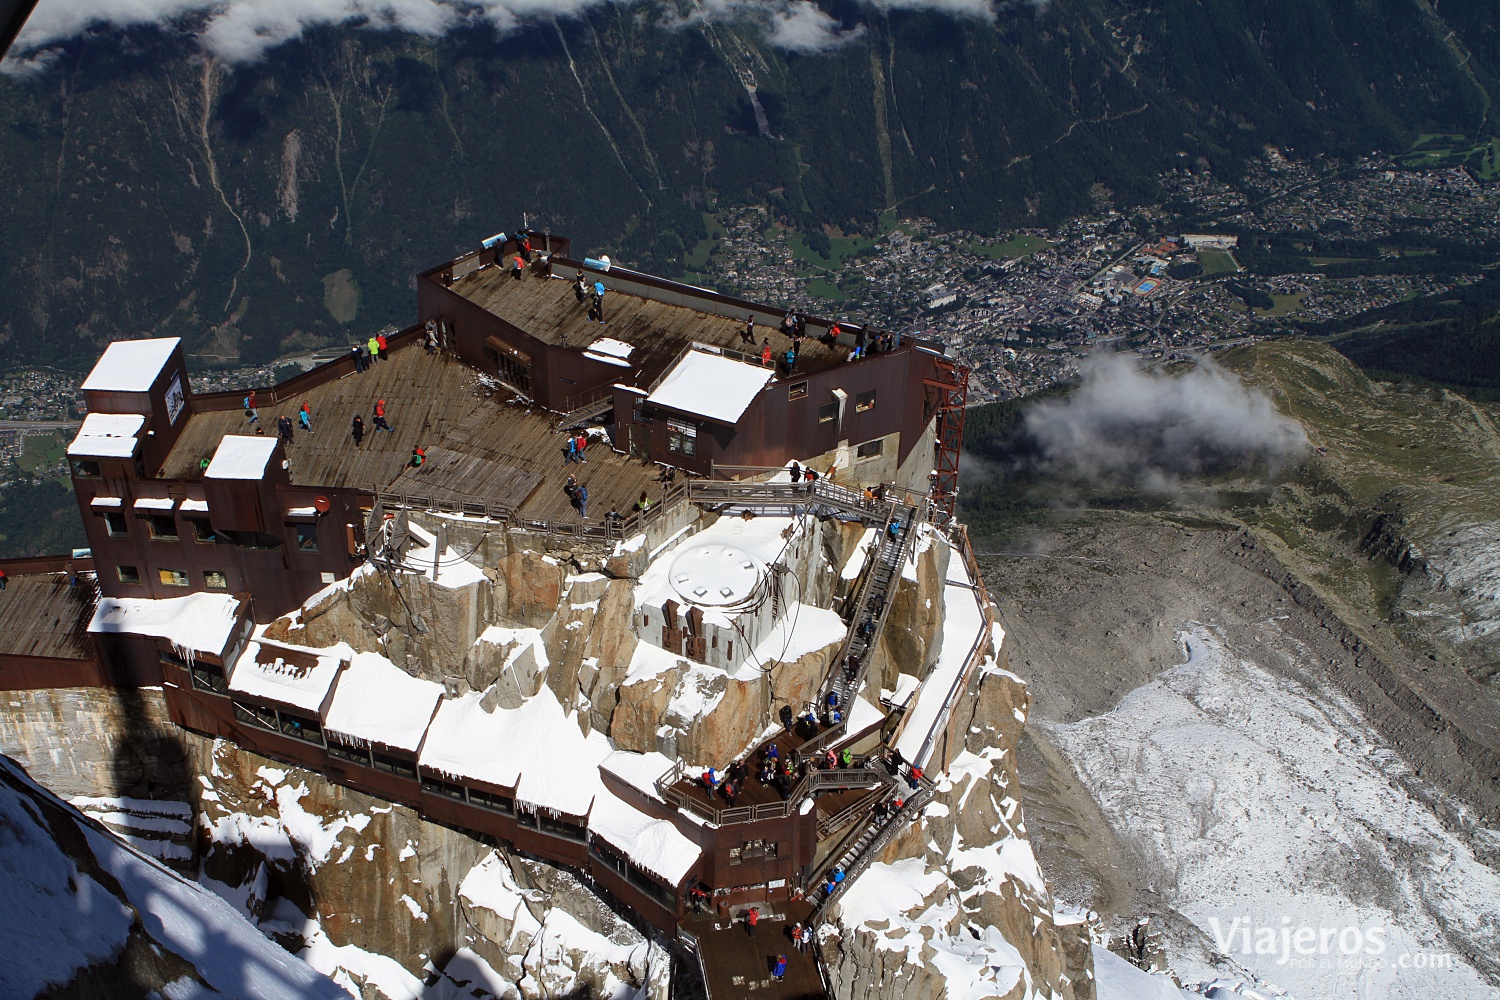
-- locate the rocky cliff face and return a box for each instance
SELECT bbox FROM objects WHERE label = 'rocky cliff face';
[820,535,1095,1000]
[820,660,1094,1000]
[1,508,1095,999]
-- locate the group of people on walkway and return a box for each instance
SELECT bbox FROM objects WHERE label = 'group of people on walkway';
[574,270,607,322]
[562,431,590,465]
[351,331,391,372]
[350,398,396,448]
[563,476,590,518]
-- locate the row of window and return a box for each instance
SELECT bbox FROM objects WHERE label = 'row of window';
[591,840,677,909]
[233,701,324,745]
[787,383,877,414]
[728,838,779,864]
[101,511,318,552]
[118,565,228,588]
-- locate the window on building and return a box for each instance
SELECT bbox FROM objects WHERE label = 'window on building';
[204,570,228,590]
[103,511,128,537]
[327,742,372,768]
[227,530,283,550]
[626,864,677,909]
[372,752,416,779]
[420,775,467,801]
[187,518,217,543]
[856,439,884,459]
[817,401,839,424]
[279,712,324,746]
[117,565,141,585]
[592,840,629,878]
[190,661,228,695]
[158,568,190,587]
[148,515,178,540]
[539,814,587,842]
[788,381,808,401]
[667,421,697,457]
[855,389,876,412]
[741,839,778,861]
[483,346,532,393]
[292,523,319,553]
[73,460,101,478]
[469,789,514,815]
[233,701,278,732]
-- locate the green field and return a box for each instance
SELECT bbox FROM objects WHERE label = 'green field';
[970,234,1054,260]
[1310,257,1362,267]
[683,213,728,272]
[1400,134,1500,180]
[1198,250,1241,275]
[806,278,851,300]
[1255,292,1307,317]
[16,431,67,473]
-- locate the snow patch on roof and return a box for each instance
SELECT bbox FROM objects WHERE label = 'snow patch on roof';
[205,435,278,480]
[646,349,773,424]
[634,513,800,626]
[748,603,845,671]
[68,412,145,458]
[81,338,179,392]
[89,592,242,658]
[589,786,701,886]
[323,651,444,753]
[599,750,675,805]
[228,640,347,714]
[586,337,635,361]
[419,685,611,818]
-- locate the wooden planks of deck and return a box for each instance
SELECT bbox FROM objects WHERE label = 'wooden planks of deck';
[452,266,846,389]
[161,345,665,524]
[684,900,826,1000]
[0,572,96,660]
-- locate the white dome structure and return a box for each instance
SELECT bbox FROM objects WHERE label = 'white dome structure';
[668,543,767,611]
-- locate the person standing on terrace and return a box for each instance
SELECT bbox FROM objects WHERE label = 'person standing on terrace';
[367,334,380,364]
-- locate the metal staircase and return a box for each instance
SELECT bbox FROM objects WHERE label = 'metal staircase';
[553,393,614,430]
[804,779,935,922]
[818,503,917,729]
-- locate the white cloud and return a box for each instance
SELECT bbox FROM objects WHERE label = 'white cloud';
[764,1,864,53]
[10,0,995,65]
[862,0,996,19]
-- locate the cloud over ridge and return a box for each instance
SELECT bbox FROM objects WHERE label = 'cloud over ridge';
[1021,355,1309,488]
[12,0,1004,66]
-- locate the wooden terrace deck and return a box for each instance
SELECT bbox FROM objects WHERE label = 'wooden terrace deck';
[684,898,825,1000]
[451,265,849,389]
[0,571,96,660]
[160,345,665,523]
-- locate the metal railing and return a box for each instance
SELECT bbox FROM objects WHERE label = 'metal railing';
[806,784,934,924]
[373,481,690,546]
[657,759,887,827]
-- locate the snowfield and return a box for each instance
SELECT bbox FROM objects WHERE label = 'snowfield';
[1046,625,1500,1000]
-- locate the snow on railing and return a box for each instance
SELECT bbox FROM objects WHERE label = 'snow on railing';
[891,523,996,771]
